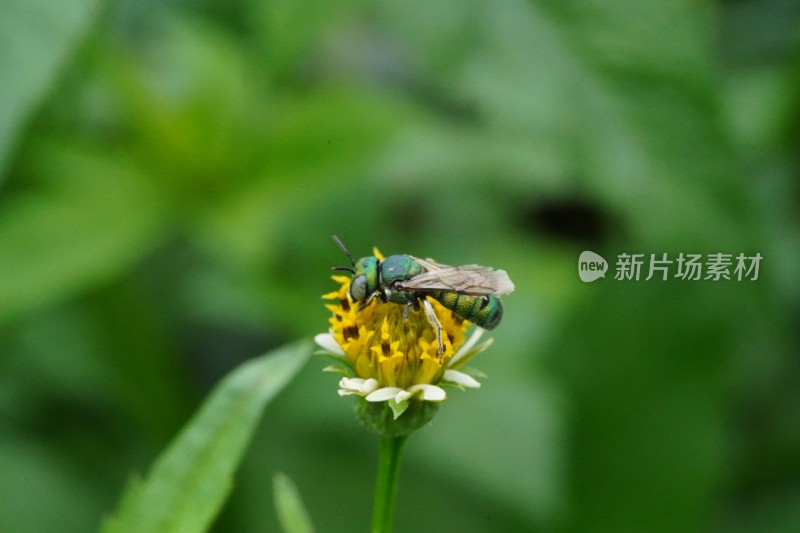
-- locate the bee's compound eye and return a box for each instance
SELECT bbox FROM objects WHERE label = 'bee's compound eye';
[350,275,368,301]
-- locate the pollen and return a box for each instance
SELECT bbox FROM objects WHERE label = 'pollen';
[323,275,470,390]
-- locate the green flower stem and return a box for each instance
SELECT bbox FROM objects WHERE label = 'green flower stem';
[371,435,407,533]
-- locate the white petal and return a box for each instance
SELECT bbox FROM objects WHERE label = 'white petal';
[394,390,411,402]
[314,333,345,356]
[361,378,379,393]
[408,384,447,402]
[443,369,481,389]
[450,328,484,365]
[366,387,404,402]
[338,377,366,391]
[338,377,378,396]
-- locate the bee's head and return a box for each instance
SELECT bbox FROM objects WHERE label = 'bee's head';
[350,256,379,301]
[331,235,380,302]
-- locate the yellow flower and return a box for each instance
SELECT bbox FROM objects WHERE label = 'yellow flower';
[315,272,493,419]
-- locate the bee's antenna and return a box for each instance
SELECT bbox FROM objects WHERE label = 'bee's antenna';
[332,235,356,268]
[333,235,356,266]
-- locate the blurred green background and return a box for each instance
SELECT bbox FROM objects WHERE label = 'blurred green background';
[1,0,799,531]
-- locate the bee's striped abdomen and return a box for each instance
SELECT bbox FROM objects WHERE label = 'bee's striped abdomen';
[431,291,504,330]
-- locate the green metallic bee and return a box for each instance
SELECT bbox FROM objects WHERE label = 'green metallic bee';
[332,236,515,357]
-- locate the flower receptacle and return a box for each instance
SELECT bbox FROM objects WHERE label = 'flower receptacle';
[356,399,440,438]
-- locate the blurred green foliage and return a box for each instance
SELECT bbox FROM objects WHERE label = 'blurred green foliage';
[1,0,798,532]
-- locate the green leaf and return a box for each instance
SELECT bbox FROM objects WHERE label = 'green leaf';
[0,0,100,178]
[388,399,409,420]
[273,472,315,533]
[102,341,312,533]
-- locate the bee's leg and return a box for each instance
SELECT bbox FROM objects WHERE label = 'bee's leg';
[420,298,445,359]
[402,299,419,321]
[361,293,376,310]
[360,291,384,311]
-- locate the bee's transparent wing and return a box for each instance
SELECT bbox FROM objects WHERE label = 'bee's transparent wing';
[397,256,515,296]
